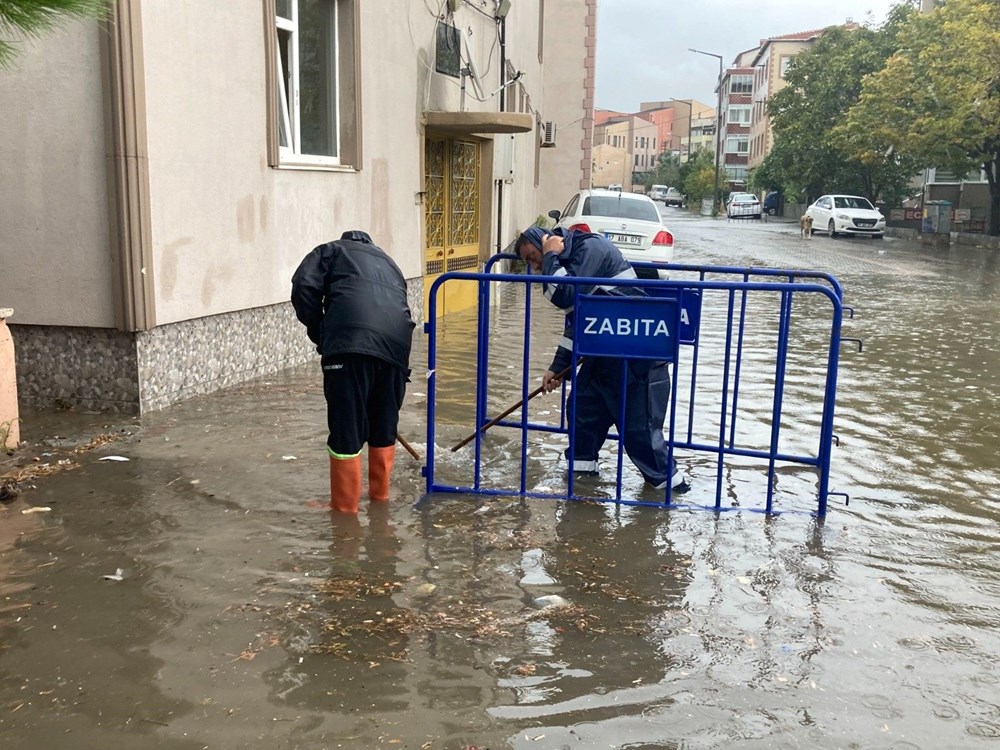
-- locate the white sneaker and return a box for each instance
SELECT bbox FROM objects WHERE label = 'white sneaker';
[649,470,690,493]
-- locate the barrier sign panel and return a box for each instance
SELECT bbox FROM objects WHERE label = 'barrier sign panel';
[646,288,702,344]
[574,294,681,361]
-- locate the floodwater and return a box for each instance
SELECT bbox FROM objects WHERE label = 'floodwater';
[1,213,999,749]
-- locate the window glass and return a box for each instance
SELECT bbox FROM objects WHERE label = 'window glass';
[834,196,874,210]
[275,0,340,161]
[729,75,752,94]
[562,194,580,218]
[582,196,660,222]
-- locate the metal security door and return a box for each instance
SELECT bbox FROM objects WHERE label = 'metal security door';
[424,137,481,317]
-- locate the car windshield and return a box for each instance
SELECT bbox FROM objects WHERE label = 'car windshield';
[834,196,875,210]
[582,196,660,222]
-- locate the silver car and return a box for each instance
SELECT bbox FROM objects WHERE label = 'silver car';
[805,194,886,238]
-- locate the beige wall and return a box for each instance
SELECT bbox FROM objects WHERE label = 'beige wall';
[591,143,629,190]
[0,0,563,328]
[749,40,810,169]
[538,0,592,215]
[0,23,115,327]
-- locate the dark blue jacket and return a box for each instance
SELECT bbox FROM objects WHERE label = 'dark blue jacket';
[540,229,639,373]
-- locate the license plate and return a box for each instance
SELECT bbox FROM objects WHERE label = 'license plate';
[856,220,875,227]
[606,232,642,246]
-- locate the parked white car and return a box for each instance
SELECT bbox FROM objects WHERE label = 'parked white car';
[548,189,675,279]
[726,192,761,219]
[805,194,886,238]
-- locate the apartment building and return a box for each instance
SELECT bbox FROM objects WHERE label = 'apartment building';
[0,0,595,413]
[592,113,658,188]
[638,99,716,163]
[747,25,858,169]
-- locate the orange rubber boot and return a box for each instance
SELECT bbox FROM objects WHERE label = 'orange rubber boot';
[329,455,362,513]
[368,445,396,502]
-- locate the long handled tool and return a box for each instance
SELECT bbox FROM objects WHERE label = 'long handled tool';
[397,434,421,461]
[450,363,576,452]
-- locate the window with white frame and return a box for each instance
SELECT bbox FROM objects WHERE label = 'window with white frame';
[780,55,793,78]
[728,105,751,125]
[275,0,340,163]
[725,136,749,154]
[729,75,752,94]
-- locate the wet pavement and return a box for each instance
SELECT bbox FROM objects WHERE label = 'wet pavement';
[2,212,999,749]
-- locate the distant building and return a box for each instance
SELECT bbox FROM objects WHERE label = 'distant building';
[638,99,716,163]
[592,114,658,188]
[747,24,859,170]
[716,48,757,189]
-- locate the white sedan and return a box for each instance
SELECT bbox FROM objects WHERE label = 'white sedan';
[806,194,886,238]
[548,189,675,279]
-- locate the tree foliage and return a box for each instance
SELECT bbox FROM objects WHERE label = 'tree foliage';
[681,149,721,205]
[838,0,1000,234]
[0,0,110,67]
[640,151,682,191]
[760,5,920,204]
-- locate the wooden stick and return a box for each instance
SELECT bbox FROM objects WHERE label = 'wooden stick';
[450,363,575,452]
[396,433,421,461]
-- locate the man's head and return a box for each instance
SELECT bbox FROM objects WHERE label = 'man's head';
[515,226,562,272]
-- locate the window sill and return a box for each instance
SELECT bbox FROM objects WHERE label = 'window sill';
[274,160,359,173]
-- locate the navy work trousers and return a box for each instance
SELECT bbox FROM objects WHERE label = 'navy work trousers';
[322,354,407,457]
[568,357,674,486]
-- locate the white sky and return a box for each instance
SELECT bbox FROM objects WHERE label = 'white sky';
[595,0,904,111]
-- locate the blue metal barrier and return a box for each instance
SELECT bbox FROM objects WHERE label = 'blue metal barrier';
[424,260,847,516]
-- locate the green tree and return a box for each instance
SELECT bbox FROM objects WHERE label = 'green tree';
[681,150,722,206]
[0,0,110,67]
[839,0,1000,234]
[641,151,682,190]
[763,6,920,205]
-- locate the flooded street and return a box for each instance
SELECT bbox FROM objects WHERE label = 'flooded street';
[2,213,1000,749]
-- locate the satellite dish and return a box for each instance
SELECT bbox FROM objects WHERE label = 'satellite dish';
[462,35,485,100]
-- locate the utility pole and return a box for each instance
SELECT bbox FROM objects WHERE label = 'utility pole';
[690,49,725,214]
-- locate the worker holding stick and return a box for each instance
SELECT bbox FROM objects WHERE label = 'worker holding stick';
[514,226,688,493]
[291,231,416,513]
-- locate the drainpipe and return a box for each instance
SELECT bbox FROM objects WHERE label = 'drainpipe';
[495,15,506,256]
[0,308,19,451]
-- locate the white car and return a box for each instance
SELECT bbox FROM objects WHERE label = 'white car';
[548,189,675,279]
[806,194,886,238]
[726,192,761,219]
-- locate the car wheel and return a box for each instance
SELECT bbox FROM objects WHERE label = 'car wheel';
[767,207,776,216]
[754,214,761,220]
[874,233,884,240]
[828,220,838,238]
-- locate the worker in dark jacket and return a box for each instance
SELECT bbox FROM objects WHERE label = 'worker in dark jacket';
[291,231,415,513]
[515,226,688,493]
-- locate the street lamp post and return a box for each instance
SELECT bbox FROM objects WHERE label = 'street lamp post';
[689,48,724,214]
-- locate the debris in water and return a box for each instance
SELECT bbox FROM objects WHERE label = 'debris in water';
[533,595,571,609]
[281,455,298,461]
[102,568,125,581]
[413,583,437,597]
[21,506,52,514]
[98,456,130,462]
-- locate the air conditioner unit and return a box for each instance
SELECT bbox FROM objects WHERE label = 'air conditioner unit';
[541,121,556,148]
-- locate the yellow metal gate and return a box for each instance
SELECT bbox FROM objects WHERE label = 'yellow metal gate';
[424,138,481,317]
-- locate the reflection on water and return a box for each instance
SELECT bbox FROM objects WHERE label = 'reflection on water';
[3,222,1000,749]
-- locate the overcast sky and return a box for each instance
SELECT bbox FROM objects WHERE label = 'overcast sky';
[595,0,904,112]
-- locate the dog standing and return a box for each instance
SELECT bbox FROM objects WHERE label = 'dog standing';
[799,214,814,239]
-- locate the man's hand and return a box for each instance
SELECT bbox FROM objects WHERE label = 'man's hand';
[541,369,562,393]
[541,234,565,256]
